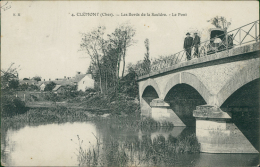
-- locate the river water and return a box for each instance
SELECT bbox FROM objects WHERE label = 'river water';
[1,121,259,166]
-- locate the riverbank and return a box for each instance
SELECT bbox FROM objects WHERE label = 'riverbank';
[76,128,200,166]
[1,105,174,131]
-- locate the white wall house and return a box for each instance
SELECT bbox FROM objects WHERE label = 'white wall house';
[39,83,46,91]
[77,74,94,91]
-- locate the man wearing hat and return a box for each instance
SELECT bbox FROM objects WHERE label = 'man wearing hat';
[192,32,201,58]
[183,32,193,60]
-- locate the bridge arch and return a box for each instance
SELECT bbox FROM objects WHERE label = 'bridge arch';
[140,79,161,99]
[217,63,259,106]
[220,78,259,151]
[162,72,211,103]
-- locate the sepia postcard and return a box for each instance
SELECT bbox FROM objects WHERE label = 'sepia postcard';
[1,1,259,166]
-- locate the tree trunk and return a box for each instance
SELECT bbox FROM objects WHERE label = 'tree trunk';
[99,74,103,94]
[121,45,126,78]
[105,71,107,94]
[97,59,103,94]
[116,51,121,83]
[121,54,125,78]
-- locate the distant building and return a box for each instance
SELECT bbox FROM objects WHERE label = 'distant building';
[76,74,94,91]
[39,83,46,91]
[52,85,65,93]
[37,80,53,91]
[38,72,94,92]
[19,80,38,86]
[72,72,94,91]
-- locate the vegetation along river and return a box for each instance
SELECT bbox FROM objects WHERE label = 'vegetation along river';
[1,118,259,166]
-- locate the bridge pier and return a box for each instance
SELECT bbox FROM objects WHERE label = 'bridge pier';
[193,105,258,153]
[150,98,185,126]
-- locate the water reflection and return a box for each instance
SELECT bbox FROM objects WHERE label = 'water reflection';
[1,121,259,166]
[150,127,186,140]
[2,122,97,166]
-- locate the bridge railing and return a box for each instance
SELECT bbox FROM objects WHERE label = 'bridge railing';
[136,20,259,77]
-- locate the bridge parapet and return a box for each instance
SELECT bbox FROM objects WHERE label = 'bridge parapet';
[138,41,259,81]
[136,20,259,80]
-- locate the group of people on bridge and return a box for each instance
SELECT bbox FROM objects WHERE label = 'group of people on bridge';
[184,32,201,60]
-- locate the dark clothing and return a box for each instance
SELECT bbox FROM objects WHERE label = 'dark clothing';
[186,48,192,60]
[184,37,193,49]
[194,46,199,57]
[193,35,201,58]
[192,36,200,46]
[184,37,193,60]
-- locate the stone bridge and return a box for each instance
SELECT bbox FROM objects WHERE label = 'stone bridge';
[137,42,259,154]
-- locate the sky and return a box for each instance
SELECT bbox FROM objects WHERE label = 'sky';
[1,1,259,80]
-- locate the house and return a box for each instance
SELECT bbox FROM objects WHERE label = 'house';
[72,72,94,92]
[39,83,46,91]
[19,80,38,86]
[38,80,52,91]
[37,72,95,92]
[76,74,94,91]
[52,85,64,93]
[37,77,71,91]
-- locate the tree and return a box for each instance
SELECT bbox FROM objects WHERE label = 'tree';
[1,63,19,91]
[44,92,59,105]
[209,16,231,30]
[63,85,78,98]
[108,23,136,79]
[101,46,118,88]
[44,81,56,91]
[86,65,93,74]
[33,76,41,82]
[19,83,29,91]
[119,23,136,78]
[9,79,19,90]
[1,63,27,117]
[27,84,40,91]
[80,26,107,94]
[143,38,151,73]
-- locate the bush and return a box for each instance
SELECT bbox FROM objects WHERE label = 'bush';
[85,88,96,93]
[44,81,56,91]
[1,96,27,117]
[44,92,60,103]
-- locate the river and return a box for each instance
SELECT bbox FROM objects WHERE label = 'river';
[1,121,259,166]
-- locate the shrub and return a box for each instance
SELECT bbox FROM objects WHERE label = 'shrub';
[1,96,27,117]
[44,81,56,91]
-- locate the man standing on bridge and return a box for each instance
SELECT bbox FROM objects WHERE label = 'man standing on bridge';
[192,32,200,58]
[184,32,193,60]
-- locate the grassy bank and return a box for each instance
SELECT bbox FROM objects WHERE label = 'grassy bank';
[94,115,174,133]
[1,105,173,133]
[2,107,88,127]
[76,133,200,166]
[2,108,173,131]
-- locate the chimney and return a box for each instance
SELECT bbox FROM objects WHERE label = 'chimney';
[77,72,81,75]
[49,78,51,81]
[44,79,45,81]
[64,76,66,79]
